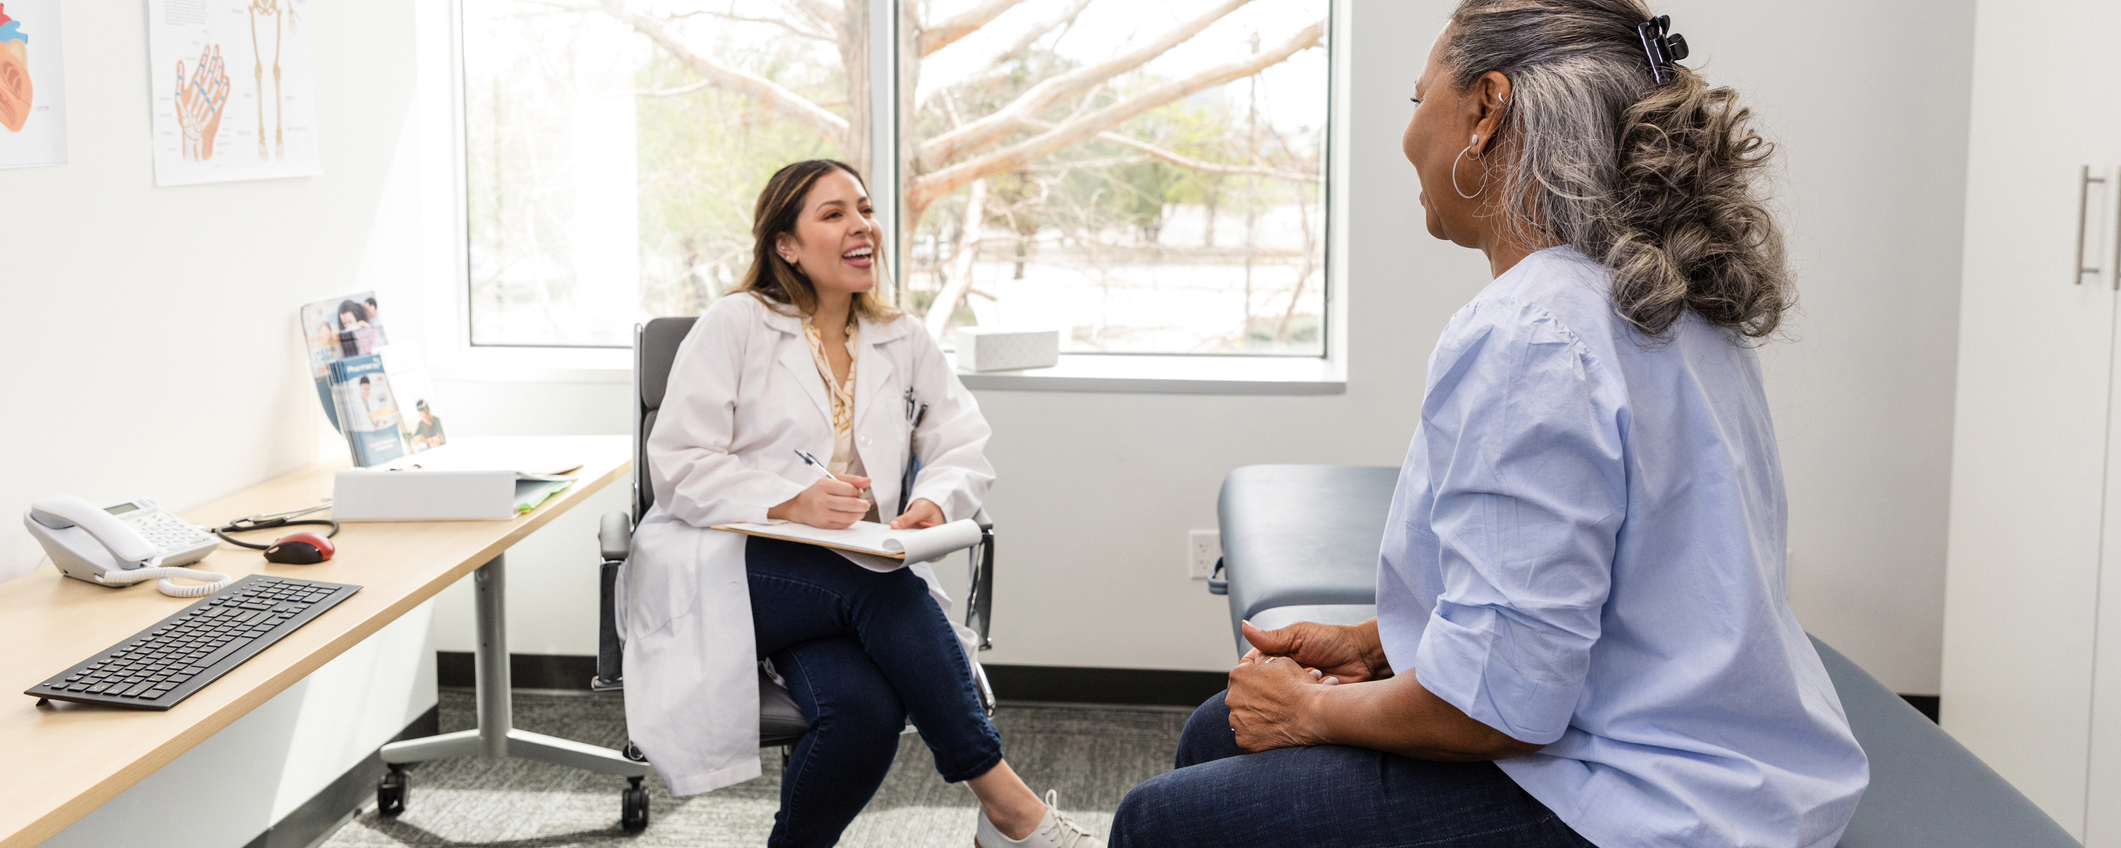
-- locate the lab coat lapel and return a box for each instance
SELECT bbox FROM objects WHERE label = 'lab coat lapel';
[764,309,832,426]
[853,316,901,432]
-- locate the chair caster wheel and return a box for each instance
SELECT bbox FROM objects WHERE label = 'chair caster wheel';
[377,765,408,817]
[621,777,650,832]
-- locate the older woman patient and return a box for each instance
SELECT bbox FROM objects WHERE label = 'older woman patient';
[1111,2,1868,847]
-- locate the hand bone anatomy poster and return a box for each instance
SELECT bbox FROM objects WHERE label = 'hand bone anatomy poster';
[148,0,319,186]
[0,1,68,169]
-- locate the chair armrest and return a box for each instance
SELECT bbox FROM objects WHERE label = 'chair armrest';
[594,511,633,690]
[599,511,633,562]
[964,514,995,650]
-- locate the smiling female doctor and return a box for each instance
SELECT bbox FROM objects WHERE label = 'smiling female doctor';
[622,160,1102,848]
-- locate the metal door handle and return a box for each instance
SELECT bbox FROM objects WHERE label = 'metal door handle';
[2080,165,2109,286]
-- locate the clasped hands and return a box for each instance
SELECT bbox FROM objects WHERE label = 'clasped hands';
[767,473,943,531]
[1227,619,1392,753]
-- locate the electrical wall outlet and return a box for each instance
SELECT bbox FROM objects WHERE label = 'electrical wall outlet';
[1188,530,1221,580]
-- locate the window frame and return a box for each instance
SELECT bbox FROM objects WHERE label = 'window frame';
[418,0,1348,393]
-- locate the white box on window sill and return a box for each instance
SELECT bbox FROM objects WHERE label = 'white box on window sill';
[955,328,1060,372]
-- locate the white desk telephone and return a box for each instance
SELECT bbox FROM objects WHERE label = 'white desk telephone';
[24,496,233,597]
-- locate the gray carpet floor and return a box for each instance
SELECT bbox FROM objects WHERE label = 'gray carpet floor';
[322,690,1189,847]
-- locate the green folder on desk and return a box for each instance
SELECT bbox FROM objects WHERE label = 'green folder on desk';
[514,477,574,514]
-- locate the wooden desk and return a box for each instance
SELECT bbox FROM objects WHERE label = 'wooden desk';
[0,435,632,848]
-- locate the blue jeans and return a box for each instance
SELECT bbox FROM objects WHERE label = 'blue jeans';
[747,537,1005,848]
[1111,692,1596,848]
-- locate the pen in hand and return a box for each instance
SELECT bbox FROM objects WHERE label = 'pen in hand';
[795,449,870,493]
[794,449,839,484]
[770,450,871,529]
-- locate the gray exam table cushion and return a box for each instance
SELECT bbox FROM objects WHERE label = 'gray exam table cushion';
[1810,637,2077,848]
[1217,465,1398,646]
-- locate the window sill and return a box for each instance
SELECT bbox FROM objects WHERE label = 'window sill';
[954,353,1345,395]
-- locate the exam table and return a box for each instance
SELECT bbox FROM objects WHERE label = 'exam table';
[1211,464,2080,848]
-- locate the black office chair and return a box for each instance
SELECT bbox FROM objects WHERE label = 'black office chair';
[592,316,998,819]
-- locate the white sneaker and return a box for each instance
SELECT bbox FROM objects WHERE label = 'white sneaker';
[975,789,1105,848]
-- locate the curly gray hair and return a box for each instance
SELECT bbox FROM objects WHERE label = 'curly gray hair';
[1447,0,1790,340]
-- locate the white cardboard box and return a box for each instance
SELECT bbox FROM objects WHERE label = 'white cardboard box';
[956,328,1060,372]
[332,470,518,521]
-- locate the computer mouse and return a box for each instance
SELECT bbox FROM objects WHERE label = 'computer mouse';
[263,533,335,564]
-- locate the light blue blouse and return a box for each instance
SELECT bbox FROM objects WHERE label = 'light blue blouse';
[1376,247,1869,848]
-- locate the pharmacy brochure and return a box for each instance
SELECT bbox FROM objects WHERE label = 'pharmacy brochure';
[301,292,448,466]
[327,353,404,467]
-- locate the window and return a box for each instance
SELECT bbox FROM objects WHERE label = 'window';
[903,1,1330,355]
[460,0,869,347]
[460,0,1331,357]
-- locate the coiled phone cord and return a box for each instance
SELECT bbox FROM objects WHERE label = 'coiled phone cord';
[92,557,234,598]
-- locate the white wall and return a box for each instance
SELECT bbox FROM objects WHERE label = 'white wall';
[419,0,1977,697]
[0,0,441,843]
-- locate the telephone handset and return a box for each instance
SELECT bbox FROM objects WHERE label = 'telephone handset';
[24,496,233,597]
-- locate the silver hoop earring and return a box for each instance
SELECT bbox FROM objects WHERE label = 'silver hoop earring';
[1451,145,1489,200]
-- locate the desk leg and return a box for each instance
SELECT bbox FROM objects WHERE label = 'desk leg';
[474,554,511,758]
[377,553,649,825]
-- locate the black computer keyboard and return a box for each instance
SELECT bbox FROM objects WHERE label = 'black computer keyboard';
[25,574,361,711]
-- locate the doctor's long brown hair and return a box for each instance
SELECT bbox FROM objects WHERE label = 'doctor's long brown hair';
[734,159,900,322]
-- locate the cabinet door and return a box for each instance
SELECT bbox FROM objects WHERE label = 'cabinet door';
[2094,178,2121,847]
[2098,431,2121,845]
[1943,0,2121,838]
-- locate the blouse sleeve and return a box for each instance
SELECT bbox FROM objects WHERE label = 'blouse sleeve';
[1410,300,1628,745]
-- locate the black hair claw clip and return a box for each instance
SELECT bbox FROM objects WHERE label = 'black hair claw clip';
[1636,14,1690,85]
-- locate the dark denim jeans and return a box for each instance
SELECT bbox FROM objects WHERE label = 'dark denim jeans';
[746,537,1005,848]
[1111,692,1596,848]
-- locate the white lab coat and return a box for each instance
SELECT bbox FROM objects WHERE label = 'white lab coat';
[620,292,994,796]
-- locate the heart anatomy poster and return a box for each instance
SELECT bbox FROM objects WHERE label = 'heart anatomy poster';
[0,0,68,169]
[148,0,320,186]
